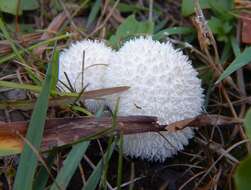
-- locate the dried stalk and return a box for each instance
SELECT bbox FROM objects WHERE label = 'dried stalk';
[0,114,243,153]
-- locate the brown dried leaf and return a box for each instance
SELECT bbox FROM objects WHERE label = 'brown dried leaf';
[0,116,159,153]
[0,114,242,155]
[165,114,243,132]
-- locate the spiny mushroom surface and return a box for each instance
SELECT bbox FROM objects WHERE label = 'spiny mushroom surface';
[58,40,113,92]
[58,37,204,162]
[58,40,114,112]
[103,37,204,162]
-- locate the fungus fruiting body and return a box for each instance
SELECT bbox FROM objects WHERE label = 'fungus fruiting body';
[58,37,204,162]
[58,40,113,92]
[58,40,114,112]
[103,37,204,161]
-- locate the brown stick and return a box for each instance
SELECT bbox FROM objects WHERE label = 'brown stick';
[0,114,242,153]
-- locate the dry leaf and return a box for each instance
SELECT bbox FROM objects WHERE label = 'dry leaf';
[0,114,242,155]
[165,114,243,132]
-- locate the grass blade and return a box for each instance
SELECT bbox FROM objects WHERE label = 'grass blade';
[50,50,59,93]
[82,142,115,190]
[216,46,251,83]
[230,35,241,56]
[0,33,71,64]
[0,80,41,92]
[99,98,120,189]
[33,151,57,190]
[13,50,56,190]
[153,26,195,41]
[116,134,123,190]
[0,18,43,84]
[86,0,101,28]
[0,18,25,63]
[50,142,90,190]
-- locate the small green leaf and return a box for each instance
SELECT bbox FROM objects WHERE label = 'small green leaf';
[0,0,38,15]
[208,0,234,20]
[208,17,232,42]
[181,0,209,16]
[0,0,22,15]
[208,17,222,34]
[109,15,154,48]
[235,155,251,190]
[216,46,251,83]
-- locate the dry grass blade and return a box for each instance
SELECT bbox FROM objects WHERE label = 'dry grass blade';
[0,86,130,110]
[33,12,68,56]
[83,86,130,99]
[165,114,243,132]
[0,114,243,155]
[192,0,238,90]
[195,137,240,164]
[0,33,42,55]
[0,116,159,153]
[194,139,250,189]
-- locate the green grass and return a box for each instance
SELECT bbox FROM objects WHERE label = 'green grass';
[13,45,57,190]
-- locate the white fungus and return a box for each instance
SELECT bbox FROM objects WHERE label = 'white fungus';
[58,40,114,112]
[103,37,204,162]
[58,37,204,162]
[58,40,113,92]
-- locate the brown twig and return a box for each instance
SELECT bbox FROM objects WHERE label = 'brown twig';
[0,114,243,154]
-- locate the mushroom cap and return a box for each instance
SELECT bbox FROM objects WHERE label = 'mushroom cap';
[58,40,113,92]
[104,37,204,161]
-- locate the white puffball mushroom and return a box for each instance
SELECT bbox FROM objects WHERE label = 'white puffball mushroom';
[58,40,113,92]
[58,37,204,162]
[58,40,114,112]
[104,37,204,162]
